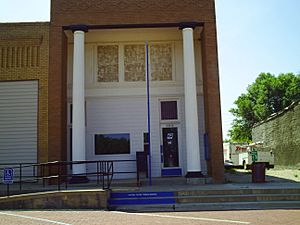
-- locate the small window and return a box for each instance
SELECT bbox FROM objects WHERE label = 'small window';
[95,133,130,155]
[161,101,178,120]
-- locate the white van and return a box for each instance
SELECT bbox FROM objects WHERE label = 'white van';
[223,142,274,169]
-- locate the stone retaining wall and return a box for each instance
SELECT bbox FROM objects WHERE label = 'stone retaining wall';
[0,190,108,209]
[252,101,300,166]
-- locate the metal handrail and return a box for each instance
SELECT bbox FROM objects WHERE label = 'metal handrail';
[0,160,117,196]
[0,159,142,196]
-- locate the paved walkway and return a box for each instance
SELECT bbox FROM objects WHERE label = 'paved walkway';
[0,209,299,225]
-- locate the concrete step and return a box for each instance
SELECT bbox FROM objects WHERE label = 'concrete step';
[110,201,300,212]
[110,177,188,187]
[109,191,175,205]
[176,188,300,196]
[108,188,300,211]
[109,193,300,205]
[176,193,300,203]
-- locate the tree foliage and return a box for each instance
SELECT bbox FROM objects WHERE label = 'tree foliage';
[228,72,300,142]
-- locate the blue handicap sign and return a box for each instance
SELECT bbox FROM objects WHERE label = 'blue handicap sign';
[3,168,14,184]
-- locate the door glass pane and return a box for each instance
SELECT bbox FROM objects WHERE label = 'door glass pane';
[143,132,149,154]
[162,127,179,167]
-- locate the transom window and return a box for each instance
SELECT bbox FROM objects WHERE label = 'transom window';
[160,101,178,120]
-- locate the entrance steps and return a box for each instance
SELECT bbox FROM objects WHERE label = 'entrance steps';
[108,187,300,211]
[111,177,188,188]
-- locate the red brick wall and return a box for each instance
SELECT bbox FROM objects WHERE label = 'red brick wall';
[49,0,224,183]
[48,26,68,162]
[201,21,225,183]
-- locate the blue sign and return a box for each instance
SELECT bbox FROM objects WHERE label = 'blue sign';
[3,168,14,184]
[109,191,176,205]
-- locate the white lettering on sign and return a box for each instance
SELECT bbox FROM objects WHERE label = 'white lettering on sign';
[128,193,158,197]
[167,133,173,140]
[3,168,14,184]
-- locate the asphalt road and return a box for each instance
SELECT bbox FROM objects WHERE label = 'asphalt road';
[0,209,299,225]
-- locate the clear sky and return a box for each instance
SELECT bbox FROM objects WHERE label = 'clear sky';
[1,0,299,139]
[215,0,300,139]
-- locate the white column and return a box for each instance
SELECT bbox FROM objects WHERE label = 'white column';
[72,30,86,175]
[182,27,202,175]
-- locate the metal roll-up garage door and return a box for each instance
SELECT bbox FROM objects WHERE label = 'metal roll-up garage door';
[0,80,38,168]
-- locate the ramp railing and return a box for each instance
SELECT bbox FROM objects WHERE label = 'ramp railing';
[0,160,114,196]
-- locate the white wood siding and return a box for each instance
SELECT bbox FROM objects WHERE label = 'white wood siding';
[85,94,207,178]
[86,96,148,179]
[0,81,38,169]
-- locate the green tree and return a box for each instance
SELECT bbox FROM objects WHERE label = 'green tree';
[229,72,300,142]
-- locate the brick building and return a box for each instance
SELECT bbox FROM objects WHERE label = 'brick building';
[0,0,224,183]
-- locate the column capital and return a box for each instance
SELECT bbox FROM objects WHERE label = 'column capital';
[179,22,198,30]
[70,24,89,33]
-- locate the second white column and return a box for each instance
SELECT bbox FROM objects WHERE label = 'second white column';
[182,27,202,177]
[72,30,86,176]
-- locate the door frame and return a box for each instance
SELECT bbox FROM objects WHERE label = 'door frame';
[160,123,183,176]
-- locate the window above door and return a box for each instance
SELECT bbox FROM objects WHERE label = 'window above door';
[160,100,179,122]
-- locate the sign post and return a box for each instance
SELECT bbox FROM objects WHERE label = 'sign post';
[3,168,14,196]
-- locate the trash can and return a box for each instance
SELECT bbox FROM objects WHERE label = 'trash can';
[252,162,266,183]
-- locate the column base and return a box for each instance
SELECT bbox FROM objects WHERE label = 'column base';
[69,175,89,184]
[185,171,206,185]
[185,171,204,178]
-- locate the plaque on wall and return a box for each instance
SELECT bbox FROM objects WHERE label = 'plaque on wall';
[124,44,146,81]
[150,43,172,81]
[97,45,119,82]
